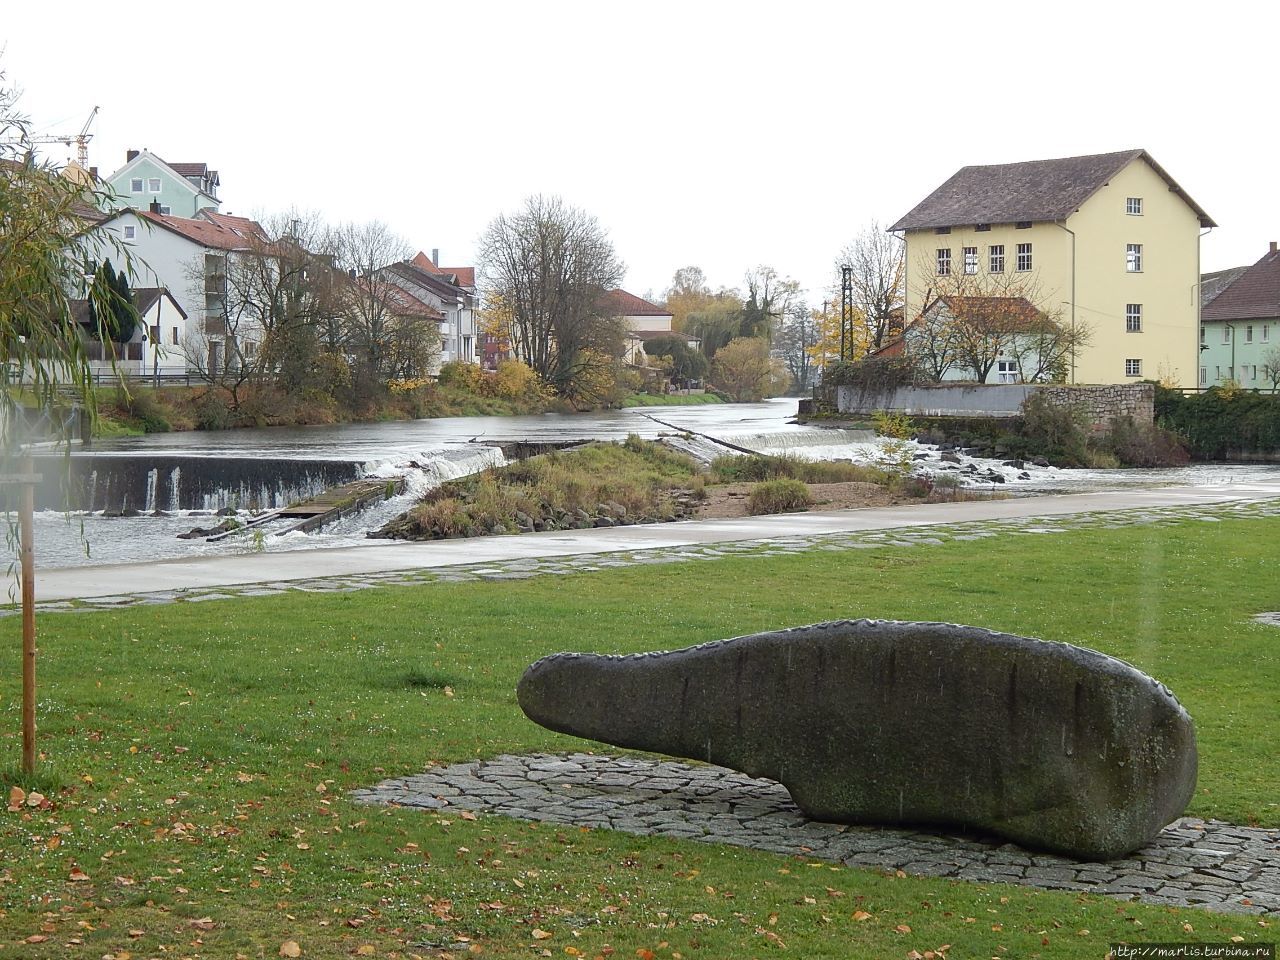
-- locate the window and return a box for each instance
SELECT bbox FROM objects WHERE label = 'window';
[1126,303,1142,333]
[989,245,1005,273]
[1215,365,1222,380]
[1265,324,1271,342]
[1015,221,1032,229]
[1200,326,1206,344]
[1246,324,1253,343]
[1126,243,1143,272]
[1016,243,1033,272]
[997,360,1019,384]
[123,224,136,240]
[1250,365,1258,381]
[1125,358,1142,377]
[963,246,978,275]
[158,204,171,215]
[147,177,161,193]
[935,226,951,235]
[1222,326,1231,344]
[441,339,449,355]
[1200,367,1207,385]
[149,325,160,343]
[936,248,952,276]
[130,178,143,193]
[975,223,991,232]
[1126,197,1143,215]
[171,327,179,345]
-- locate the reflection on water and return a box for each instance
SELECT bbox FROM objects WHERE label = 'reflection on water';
[9,398,1280,570]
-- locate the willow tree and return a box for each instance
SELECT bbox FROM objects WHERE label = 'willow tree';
[1,74,122,448]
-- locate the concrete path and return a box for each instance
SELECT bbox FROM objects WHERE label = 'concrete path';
[354,753,1280,916]
[29,482,1280,604]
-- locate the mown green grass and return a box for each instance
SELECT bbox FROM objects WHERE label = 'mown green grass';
[0,516,1277,957]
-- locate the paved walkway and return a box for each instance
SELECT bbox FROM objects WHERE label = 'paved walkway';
[18,482,1280,611]
[353,753,1280,917]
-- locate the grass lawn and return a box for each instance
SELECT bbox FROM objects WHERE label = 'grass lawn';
[1,515,1277,958]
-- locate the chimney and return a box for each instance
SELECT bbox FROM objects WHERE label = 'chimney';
[89,166,98,179]
[1271,241,1277,255]
[432,248,439,266]
[127,149,139,163]
[149,200,162,214]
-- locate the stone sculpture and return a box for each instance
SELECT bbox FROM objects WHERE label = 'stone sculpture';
[516,619,1197,860]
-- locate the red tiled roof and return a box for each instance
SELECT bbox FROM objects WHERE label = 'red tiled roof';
[1202,247,1280,322]
[600,288,672,318]
[197,210,264,236]
[411,251,444,274]
[441,267,475,287]
[410,252,476,288]
[925,296,1053,333]
[135,210,265,250]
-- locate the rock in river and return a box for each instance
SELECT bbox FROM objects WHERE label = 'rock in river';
[517,620,1197,860]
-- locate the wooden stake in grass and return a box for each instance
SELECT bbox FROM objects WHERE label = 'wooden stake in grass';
[11,456,41,776]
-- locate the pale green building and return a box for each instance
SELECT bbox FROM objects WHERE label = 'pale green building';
[102,149,220,217]
[1199,244,1280,389]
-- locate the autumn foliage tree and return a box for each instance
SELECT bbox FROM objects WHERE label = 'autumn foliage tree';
[479,195,625,400]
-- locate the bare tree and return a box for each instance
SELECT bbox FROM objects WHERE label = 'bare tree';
[741,265,799,342]
[333,221,413,389]
[836,221,906,354]
[478,195,625,397]
[910,255,1082,383]
[1263,344,1280,391]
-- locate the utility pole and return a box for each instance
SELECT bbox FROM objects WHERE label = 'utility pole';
[840,266,854,362]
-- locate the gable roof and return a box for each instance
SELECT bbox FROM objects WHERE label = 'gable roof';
[70,286,188,328]
[890,149,1215,231]
[107,150,220,201]
[924,295,1055,333]
[384,260,465,300]
[600,288,672,318]
[381,283,445,320]
[410,251,476,288]
[1201,247,1280,322]
[1200,265,1252,308]
[132,209,266,250]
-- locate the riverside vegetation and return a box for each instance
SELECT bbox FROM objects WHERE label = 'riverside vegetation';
[373,439,970,540]
[1,517,1277,958]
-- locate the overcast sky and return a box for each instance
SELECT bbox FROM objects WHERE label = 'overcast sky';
[4,1,1276,304]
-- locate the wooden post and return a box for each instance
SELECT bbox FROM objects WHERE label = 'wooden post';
[19,455,37,776]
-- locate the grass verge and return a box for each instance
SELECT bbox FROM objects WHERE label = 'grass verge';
[0,516,1277,957]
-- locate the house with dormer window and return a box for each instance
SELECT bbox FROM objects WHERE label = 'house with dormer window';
[102,149,221,217]
[889,149,1214,387]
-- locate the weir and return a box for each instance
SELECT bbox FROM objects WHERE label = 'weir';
[30,454,364,513]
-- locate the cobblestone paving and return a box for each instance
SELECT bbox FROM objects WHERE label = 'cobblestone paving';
[353,753,1280,917]
[13,496,1280,616]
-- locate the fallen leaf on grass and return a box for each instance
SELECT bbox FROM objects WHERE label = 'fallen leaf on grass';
[852,910,873,922]
[356,946,375,956]
[188,918,216,931]
[68,868,91,882]
[280,940,302,957]
[532,929,553,940]
[895,924,912,934]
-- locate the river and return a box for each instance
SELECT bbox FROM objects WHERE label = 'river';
[9,399,1280,570]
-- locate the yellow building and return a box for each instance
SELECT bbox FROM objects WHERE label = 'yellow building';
[889,150,1214,386]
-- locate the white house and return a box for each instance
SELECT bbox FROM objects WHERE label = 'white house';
[381,256,478,367]
[71,287,190,379]
[84,207,268,374]
[598,288,699,364]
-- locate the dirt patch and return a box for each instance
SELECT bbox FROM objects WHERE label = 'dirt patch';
[694,481,905,519]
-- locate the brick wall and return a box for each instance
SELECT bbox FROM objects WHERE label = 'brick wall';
[836,382,1154,427]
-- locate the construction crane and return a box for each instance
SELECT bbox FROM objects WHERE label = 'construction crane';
[30,106,100,167]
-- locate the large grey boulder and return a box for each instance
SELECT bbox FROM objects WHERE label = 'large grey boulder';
[517,620,1197,860]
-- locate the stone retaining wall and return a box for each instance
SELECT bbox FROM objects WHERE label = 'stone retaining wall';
[836,382,1154,427]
